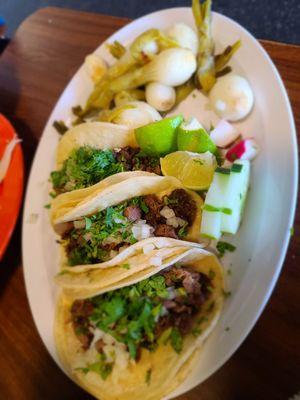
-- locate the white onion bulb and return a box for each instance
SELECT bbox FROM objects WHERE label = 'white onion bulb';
[209,74,254,121]
[145,82,176,111]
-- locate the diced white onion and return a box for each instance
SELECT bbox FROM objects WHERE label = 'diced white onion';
[73,219,86,229]
[166,216,186,228]
[241,138,260,161]
[132,221,154,241]
[103,333,115,345]
[160,206,175,219]
[149,256,162,266]
[143,243,155,254]
[210,119,240,148]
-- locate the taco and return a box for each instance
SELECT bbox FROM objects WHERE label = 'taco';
[51,172,204,270]
[55,245,224,400]
[51,122,161,195]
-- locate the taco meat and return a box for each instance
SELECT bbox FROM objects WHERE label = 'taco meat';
[70,264,213,371]
[62,190,197,266]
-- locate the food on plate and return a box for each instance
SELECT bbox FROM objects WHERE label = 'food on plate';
[55,238,205,299]
[145,82,176,112]
[85,48,197,112]
[200,160,250,239]
[209,74,254,121]
[55,245,224,400]
[226,138,259,161]
[160,150,216,190]
[98,101,162,129]
[192,0,241,93]
[167,22,199,55]
[114,89,146,106]
[106,40,126,59]
[46,2,260,398]
[135,115,183,156]
[177,117,217,154]
[209,119,240,148]
[84,54,108,84]
[50,122,161,195]
[51,172,203,268]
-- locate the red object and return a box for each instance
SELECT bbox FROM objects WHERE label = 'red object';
[0,114,24,260]
[226,139,247,162]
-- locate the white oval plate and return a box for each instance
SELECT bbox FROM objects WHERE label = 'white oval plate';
[22,7,298,398]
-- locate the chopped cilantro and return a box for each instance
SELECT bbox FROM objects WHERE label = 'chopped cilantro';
[216,241,236,258]
[170,328,183,353]
[121,263,130,270]
[222,289,231,298]
[53,120,68,135]
[50,147,124,194]
[65,200,137,265]
[191,326,202,337]
[76,354,113,380]
[208,269,216,280]
[84,216,92,230]
[178,222,188,238]
[145,368,152,385]
[88,273,183,360]
[44,203,51,209]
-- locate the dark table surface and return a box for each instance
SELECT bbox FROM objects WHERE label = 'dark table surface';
[1,0,300,45]
[0,6,299,400]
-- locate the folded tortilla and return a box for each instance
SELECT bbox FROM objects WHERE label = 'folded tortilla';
[56,238,205,299]
[51,171,204,271]
[55,245,224,400]
[56,122,136,168]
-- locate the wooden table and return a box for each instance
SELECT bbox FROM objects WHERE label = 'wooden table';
[0,7,299,400]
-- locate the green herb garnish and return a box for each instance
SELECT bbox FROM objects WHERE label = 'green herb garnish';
[53,120,68,135]
[170,328,183,353]
[145,368,152,385]
[216,241,236,258]
[50,147,124,194]
[65,200,137,265]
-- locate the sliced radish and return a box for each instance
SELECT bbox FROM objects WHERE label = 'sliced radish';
[210,119,240,148]
[226,138,259,162]
[0,136,22,183]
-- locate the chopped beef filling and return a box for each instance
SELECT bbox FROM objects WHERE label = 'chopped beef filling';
[62,190,197,265]
[70,265,213,355]
[154,224,177,239]
[165,189,197,225]
[154,267,211,336]
[71,300,94,349]
[113,146,161,175]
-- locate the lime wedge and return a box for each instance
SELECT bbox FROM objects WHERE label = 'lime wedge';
[177,117,217,154]
[135,115,183,156]
[160,151,216,190]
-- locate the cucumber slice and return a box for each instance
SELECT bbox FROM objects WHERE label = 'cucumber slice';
[204,167,231,213]
[221,160,250,234]
[200,209,222,240]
